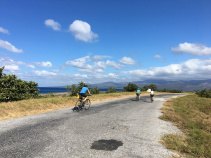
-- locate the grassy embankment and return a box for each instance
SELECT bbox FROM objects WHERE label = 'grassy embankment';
[0,91,155,121]
[160,94,211,158]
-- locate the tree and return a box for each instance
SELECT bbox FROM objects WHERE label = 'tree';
[65,84,79,96]
[196,89,211,98]
[0,67,39,102]
[106,87,116,93]
[142,85,149,91]
[123,82,139,92]
[160,88,168,92]
[168,89,183,93]
[90,86,100,94]
[65,81,100,96]
[148,84,158,91]
[142,84,158,91]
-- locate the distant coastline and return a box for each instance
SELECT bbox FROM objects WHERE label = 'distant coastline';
[37,87,123,94]
[37,87,68,94]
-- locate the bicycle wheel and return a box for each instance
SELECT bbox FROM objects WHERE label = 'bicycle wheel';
[84,99,91,110]
[136,94,140,101]
[74,99,82,111]
[150,95,153,102]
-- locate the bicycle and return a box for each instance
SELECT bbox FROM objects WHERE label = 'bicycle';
[72,94,91,112]
[136,93,140,101]
[150,94,154,102]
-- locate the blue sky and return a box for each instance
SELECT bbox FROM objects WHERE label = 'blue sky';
[0,0,211,87]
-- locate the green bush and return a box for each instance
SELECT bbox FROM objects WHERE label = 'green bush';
[106,87,116,93]
[90,86,100,94]
[0,67,39,102]
[65,81,100,96]
[160,88,168,92]
[159,89,183,93]
[123,82,139,92]
[195,89,211,98]
[142,84,158,91]
[168,89,183,93]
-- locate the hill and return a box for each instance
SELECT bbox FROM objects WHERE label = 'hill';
[89,79,211,91]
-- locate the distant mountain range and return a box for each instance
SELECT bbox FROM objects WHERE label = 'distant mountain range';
[89,79,211,92]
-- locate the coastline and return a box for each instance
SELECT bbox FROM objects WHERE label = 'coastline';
[39,92,70,97]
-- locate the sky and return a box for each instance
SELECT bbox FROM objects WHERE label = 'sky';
[0,0,211,87]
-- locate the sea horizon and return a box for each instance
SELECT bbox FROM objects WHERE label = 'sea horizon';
[37,87,123,94]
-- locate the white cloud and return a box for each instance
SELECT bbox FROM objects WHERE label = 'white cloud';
[78,68,105,73]
[96,69,105,73]
[153,55,163,59]
[66,56,92,69]
[94,61,106,69]
[35,61,53,67]
[121,58,211,80]
[0,27,9,34]
[4,65,19,71]
[4,57,210,87]
[91,55,111,61]
[52,70,59,73]
[0,39,23,53]
[74,74,88,78]
[119,57,136,65]
[69,20,98,42]
[108,73,119,78]
[26,65,35,69]
[106,60,124,69]
[44,19,61,31]
[34,70,57,76]
[0,57,35,71]
[172,42,211,56]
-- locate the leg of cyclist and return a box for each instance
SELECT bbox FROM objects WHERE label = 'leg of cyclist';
[79,93,87,106]
[83,96,88,104]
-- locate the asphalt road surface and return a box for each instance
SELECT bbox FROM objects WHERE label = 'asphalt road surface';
[0,94,184,158]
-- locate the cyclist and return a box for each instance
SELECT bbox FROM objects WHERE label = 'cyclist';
[79,84,91,105]
[136,88,141,100]
[150,89,155,102]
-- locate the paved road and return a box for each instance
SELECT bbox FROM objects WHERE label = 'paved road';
[0,94,184,158]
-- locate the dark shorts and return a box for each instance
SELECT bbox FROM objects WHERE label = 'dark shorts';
[79,93,87,98]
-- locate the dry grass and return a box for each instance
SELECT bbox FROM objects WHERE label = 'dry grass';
[160,94,211,158]
[0,91,166,121]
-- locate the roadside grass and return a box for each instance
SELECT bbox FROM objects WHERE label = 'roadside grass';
[159,94,211,158]
[0,91,158,121]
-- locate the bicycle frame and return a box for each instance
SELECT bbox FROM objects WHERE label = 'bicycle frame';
[73,95,91,111]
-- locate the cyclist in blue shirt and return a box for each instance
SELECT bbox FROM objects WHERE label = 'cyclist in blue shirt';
[136,88,141,100]
[137,88,141,94]
[79,85,91,104]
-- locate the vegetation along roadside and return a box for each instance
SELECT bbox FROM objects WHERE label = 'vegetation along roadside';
[159,94,211,158]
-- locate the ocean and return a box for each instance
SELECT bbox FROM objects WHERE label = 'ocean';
[37,87,123,94]
[37,87,68,94]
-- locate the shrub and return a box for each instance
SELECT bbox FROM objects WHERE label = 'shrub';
[196,89,211,98]
[65,84,79,96]
[124,82,139,92]
[90,86,100,94]
[0,67,39,102]
[168,89,183,93]
[65,81,100,96]
[142,84,158,91]
[106,87,116,93]
[160,88,168,92]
